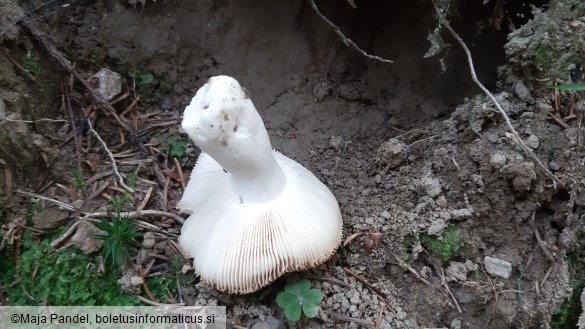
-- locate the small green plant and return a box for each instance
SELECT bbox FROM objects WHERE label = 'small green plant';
[22,52,40,76]
[0,231,139,305]
[167,137,189,159]
[469,270,481,281]
[128,70,154,92]
[126,172,137,189]
[276,279,322,321]
[551,280,583,329]
[421,228,463,262]
[110,194,133,212]
[95,214,142,268]
[72,169,85,189]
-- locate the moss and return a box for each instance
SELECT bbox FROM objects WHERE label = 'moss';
[0,231,140,306]
[422,228,463,262]
[532,40,554,72]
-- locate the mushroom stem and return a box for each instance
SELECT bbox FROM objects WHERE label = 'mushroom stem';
[182,76,286,203]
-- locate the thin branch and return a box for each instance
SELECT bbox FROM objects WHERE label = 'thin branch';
[83,210,185,225]
[343,267,395,313]
[390,251,431,286]
[87,120,135,193]
[308,0,393,64]
[1,118,68,123]
[15,189,185,224]
[430,1,561,187]
[439,268,462,313]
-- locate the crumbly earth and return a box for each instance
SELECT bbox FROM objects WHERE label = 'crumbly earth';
[1,0,584,328]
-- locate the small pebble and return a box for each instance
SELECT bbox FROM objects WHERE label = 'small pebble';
[130,276,143,286]
[549,161,561,171]
[526,134,539,149]
[161,98,173,111]
[142,232,156,249]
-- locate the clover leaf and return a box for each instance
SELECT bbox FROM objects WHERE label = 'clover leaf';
[276,279,322,321]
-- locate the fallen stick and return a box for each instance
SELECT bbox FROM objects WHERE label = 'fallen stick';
[343,267,395,313]
[15,189,185,224]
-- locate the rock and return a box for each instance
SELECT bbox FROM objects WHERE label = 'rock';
[312,81,332,102]
[483,256,512,279]
[181,264,193,274]
[548,124,562,134]
[329,136,344,150]
[118,273,141,294]
[142,232,156,248]
[161,98,173,111]
[526,134,540,149]
[380,210,391,219]
[130,276,144,286]
[464,260,478,272]
[91,68,122,101]
[445,262,468,282]
[436,195,448,208]
[490,151,507,169]
[549,161,561,171]
[250,315,285,329]
[450,209,472,221]
[32,207,70,230]
[71,220,104,254]
[454,290,474,304]
[514,80,531,102]
[419,174,441,198]
[499,161,536,192]
[376,138,407,169]
[427,219,447,236]
[450,318,462,329]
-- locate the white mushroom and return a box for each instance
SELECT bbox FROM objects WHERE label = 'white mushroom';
[178,76,342,294]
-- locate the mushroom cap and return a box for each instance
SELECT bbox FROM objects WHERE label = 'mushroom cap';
[178,151,343,294]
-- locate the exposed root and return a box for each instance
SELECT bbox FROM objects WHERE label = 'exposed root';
[431,0,561,188]
[308,0,393,64]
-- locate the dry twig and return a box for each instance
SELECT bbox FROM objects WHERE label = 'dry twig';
[308,0,393,64]
[343,267,395,312]
[15,190,185,224]
[87,120,135,193]
[390,251,431,286]
[135,295,184,306]
[439,268,462,313]
[431,1,561,187]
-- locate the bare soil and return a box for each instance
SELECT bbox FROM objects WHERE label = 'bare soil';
[1,0,584,328]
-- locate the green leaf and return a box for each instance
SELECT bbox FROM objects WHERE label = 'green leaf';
[302,303,319,318]
[276,291,298,309]
[302,288,323,305]
[138,73,154,85]
[546,83,585,90]
[285,278,311,296]
[283,300,302,322]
